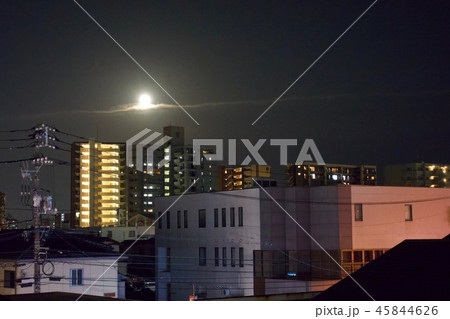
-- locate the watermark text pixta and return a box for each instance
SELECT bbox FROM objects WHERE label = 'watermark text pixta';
[193,139,325,166]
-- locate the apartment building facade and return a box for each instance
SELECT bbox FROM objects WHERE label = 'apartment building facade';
[384,162,449,188]
[71,141,127,227]
[287,162,377,187]
[217,165,274,191]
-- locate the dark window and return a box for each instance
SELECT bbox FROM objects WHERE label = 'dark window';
[4,270,15,288]
[221,208,226,227]
[364,250,373,263]
[166,247,171,271]
[231,247,236,267]
[199,247,207,266]
[354,204,363,221]
[405,204,413,221]
[238,207,243,227]
[239,248,244,267]
[158,212,162,229]
[214,247,219,267]
[214,208,219,227]
[166,211,171,229]
[230,208,235,227]
[198,209,206,228]
[107,231,112,238]
[70,269,83,286]
[128,230,136,238]
[177,210,181,228]
[353,251,363,263]
[183,210,188,228]
[222,247,227,266]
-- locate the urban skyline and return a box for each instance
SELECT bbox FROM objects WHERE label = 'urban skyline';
[0,0,449,307]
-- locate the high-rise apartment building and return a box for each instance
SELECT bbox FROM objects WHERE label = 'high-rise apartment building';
[287,162,377,187]
[71,141,127,227]
[0,192,5,231]
[217,165,274,191]
[384,163,449,188]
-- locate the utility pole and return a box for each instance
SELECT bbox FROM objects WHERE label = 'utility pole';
[20,124,56,294]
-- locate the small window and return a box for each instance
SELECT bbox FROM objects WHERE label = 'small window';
[353,251,363,263]
[199,247,206,266]
[222,247,227,266]
[354,204,363,221]
[342,251,352,263]
[238,207,243,227]
[230,208,235,227]
[214,208,219,228]
[128,230,136,238]
[166,211,171,229]
[239,248,244,267]
[107,231,112,238]
[405,204,413,221]
[70,269,83,286]
[364,250,373,263]
[158,212,162,229]
[177,210,181,228]
[214,247,219,267]
[221,208,226,227]
[198,209,206,228]
[231,247,236,267]
[4,270,15,288]
[183,210,188,228]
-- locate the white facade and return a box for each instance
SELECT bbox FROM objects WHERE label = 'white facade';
[155,185,450,300]
[0,257,123,298]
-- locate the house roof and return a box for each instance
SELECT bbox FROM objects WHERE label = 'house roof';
[314,234,450,301]
[0,228,119,260]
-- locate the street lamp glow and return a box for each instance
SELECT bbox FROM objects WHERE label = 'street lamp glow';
[138,94,152,110]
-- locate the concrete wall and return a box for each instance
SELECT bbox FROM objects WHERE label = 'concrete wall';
[349,185,450,249]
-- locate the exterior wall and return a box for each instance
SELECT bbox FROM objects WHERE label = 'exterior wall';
[0,258,121,298]
[155,189,262,300]
[100,226,154,242]
[156,185,450,299]
[348,185,450,249]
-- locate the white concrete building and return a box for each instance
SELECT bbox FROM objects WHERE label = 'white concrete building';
[155,185,450,300]
[0,257,123,298]
[0,229,125,299]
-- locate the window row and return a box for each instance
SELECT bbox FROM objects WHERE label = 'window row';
[158,207,244,229]
[354,203,413,222]
[199,247,244,268]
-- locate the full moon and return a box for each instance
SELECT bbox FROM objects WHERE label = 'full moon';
[137,94,152,110]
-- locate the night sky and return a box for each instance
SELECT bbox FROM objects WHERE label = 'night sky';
[1,0,449,220]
